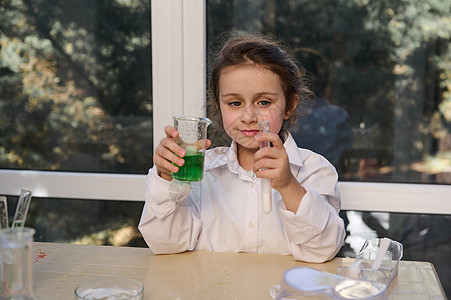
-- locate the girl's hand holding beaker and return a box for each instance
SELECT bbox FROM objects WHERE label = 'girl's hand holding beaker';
[154,117,212,182]
[153,125,186,181]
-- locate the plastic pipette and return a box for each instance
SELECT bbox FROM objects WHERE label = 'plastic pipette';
[259,120,272,214]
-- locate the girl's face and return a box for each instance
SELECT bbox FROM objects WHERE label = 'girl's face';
[218,63,293,151]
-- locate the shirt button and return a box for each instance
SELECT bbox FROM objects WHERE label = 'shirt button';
[250,183,255,188]
[248,221,254,228]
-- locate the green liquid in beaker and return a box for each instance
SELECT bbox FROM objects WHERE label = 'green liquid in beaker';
[172,152,205,182]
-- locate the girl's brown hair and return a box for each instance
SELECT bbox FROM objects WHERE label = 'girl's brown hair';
[207,31,313,146]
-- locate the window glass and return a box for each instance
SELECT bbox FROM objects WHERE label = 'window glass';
[0,1,151,252]
[206,0,451,185]
[207,0,451,295]
[6,195,145,247]
[0,0,152,174]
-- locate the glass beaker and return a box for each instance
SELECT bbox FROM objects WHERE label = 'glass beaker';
[0,227,36,300]
[172,116,211,182]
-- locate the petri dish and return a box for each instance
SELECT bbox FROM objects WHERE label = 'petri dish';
[271,267,387,300]
[74,278,144,300]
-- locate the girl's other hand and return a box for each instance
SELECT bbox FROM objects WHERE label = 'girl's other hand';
[253,133,293,191]
[253,133,305,212]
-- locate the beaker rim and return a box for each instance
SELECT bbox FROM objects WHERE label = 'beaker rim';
[173,116,212,124]
[0,227,35,239]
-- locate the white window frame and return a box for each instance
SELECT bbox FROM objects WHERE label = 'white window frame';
[0,0,450,215]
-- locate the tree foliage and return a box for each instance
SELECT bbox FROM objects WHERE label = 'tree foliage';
[208,0,451,182]
[0,0,152,173]
[0,0,450,180]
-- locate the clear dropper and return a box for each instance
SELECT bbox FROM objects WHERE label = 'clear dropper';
[259,120,272,214]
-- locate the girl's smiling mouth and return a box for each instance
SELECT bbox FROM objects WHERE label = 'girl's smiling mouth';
[240,129,259,137]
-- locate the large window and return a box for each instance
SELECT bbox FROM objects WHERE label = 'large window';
[0,0,151,245]
[0,0,152,174]
[206,0,451,295]
[207,0,451,185]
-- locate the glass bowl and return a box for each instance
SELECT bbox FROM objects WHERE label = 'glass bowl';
[74,277,144,300]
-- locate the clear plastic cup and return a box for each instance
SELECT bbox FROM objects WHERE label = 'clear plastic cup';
[337,238,403,285]
[74,278,144,300]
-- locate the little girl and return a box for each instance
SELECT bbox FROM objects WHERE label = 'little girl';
[139,32,345,263]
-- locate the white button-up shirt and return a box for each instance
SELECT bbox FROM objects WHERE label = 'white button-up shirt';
[139,132,345,262]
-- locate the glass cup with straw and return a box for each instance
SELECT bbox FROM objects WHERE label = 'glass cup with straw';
[0,227,37,300]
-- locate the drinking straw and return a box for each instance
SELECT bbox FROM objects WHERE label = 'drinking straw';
[12,189,32,228]
[372,237,391,270]
[0,196,8,229]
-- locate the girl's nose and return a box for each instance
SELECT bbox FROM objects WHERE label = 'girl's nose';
[241,106,259,123]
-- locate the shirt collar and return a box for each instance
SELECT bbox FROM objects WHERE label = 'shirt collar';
[204,130,305,171]
[204,142,239,172]
[283,131,305,167]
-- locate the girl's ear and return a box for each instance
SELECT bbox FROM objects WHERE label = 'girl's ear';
[284,95,298,120]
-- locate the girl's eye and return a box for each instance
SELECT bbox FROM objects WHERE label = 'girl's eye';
[229,101,241,107]
[258,100,271,107]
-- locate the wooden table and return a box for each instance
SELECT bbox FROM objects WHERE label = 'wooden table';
[32,242,446,299]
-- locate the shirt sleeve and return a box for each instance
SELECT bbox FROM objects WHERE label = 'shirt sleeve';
[138,167,202,254]
[278,159,346,263]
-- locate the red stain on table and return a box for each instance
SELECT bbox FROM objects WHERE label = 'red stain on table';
[33,249,49,264]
